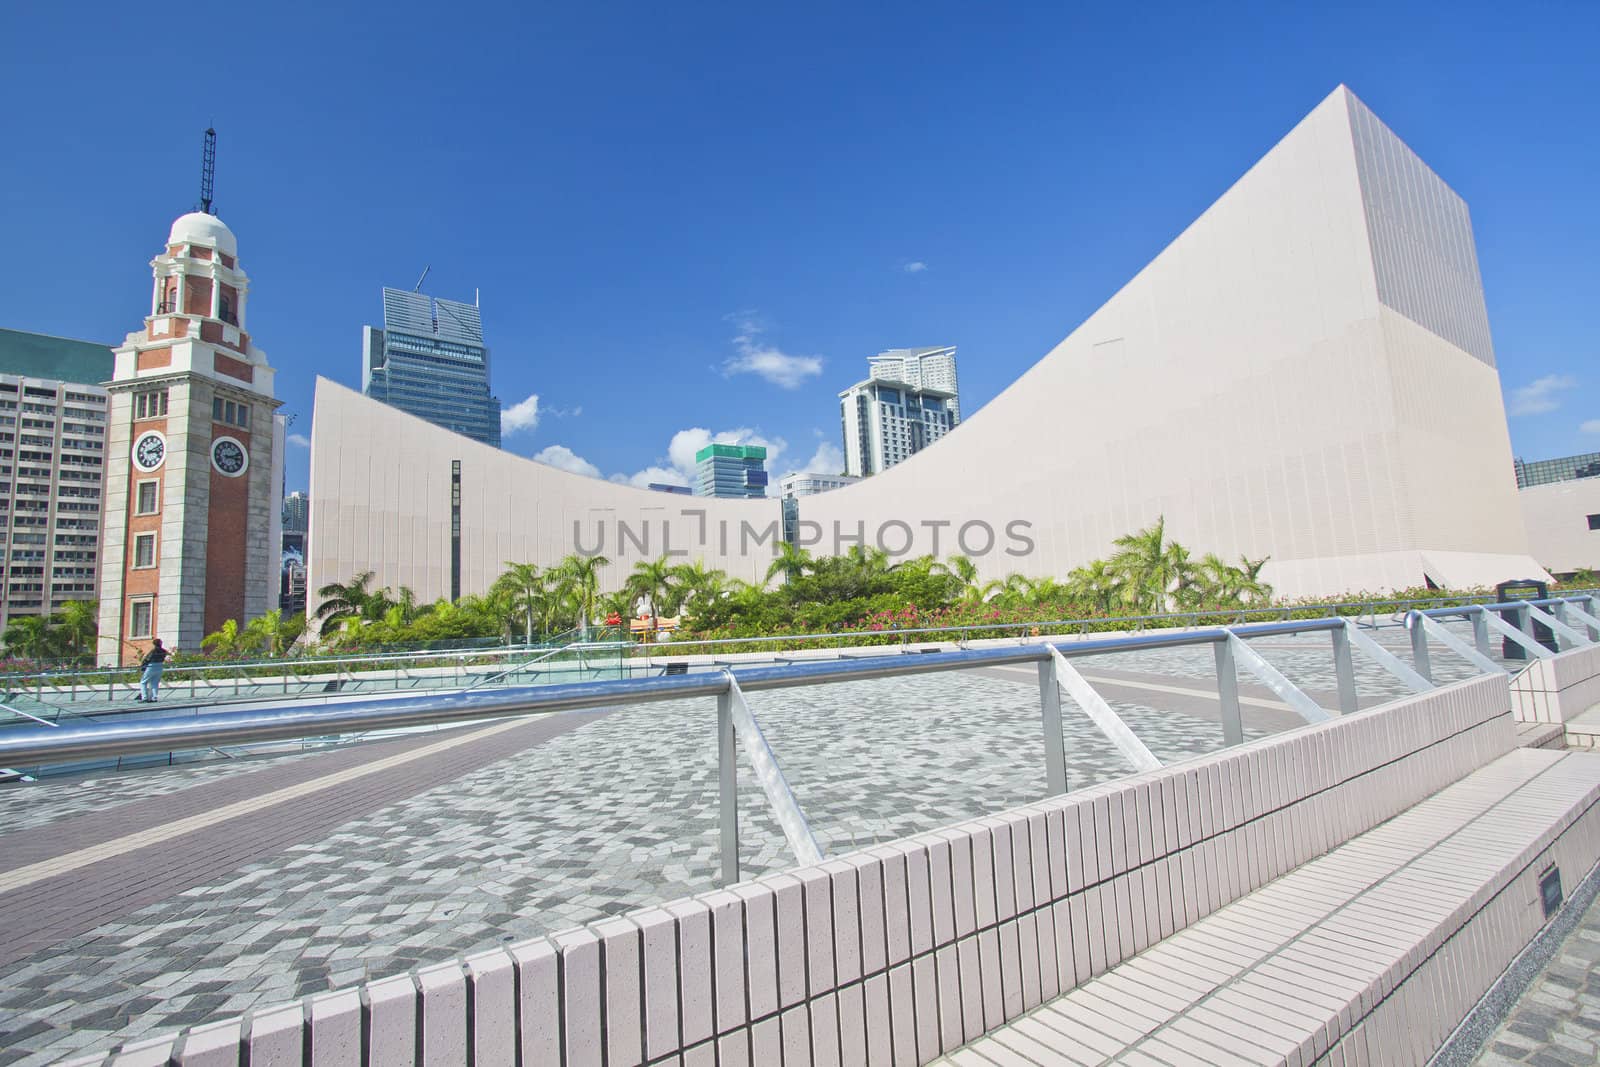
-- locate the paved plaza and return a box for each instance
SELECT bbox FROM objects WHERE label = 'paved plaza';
[0,625,1535,1062]
[1474,874,1600,1065]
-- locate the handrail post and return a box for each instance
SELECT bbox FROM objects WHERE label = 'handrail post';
[1331,625,1358,716]
[1548,600,1590,649]
[1471,610,1491,659]
[1038,656,1068,796]
[1576,597,1600,643]
[1213,638,1243,747]
[1408,613,1433,682]
[717,684,738,886]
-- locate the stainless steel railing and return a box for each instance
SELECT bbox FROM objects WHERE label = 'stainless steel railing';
[6,594,1594,883]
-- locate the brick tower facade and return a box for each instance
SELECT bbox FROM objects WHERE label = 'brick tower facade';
[97,212,283,666]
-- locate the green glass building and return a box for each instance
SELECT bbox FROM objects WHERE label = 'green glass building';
[694,443,768,498]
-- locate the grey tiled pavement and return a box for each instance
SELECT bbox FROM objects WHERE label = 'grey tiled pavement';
[0,622,1533,1063]
[1474,889,1600,1065]
[0,746,331,835]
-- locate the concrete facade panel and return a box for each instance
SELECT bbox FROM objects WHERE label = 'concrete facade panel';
[1521,479,1600,576]
[308,86,1544,605]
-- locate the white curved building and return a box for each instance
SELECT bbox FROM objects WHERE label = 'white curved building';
[309,86,1546,605]
[310,378,777,600]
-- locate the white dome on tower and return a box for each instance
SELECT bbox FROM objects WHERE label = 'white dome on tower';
[167,211,237,256]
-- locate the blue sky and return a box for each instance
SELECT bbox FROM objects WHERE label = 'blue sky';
[2,1,1596,493]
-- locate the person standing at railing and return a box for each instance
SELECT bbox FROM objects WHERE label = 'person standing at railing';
[134,639,172,702]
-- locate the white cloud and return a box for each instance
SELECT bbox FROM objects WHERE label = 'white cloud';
[531,444,601,479]
[1582,419,1600,434]
[720,312,823,389]
[287,433,310,448]
[903,261,928,273]
[527,423,791,491]
[775,440,845,485]
[612,425,787,489]
[667,427,786,477]
[612,465,689,490]
[1507,375,1577,416]
[502,393,541,435]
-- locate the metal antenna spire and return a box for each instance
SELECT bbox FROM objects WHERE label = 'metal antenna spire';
[199,128,217,215]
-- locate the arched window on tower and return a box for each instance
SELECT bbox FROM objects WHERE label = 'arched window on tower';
[219,294,236,325]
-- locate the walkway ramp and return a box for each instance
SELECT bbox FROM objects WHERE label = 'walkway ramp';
[53,620,1600,1066]
[938,746,1600,1065]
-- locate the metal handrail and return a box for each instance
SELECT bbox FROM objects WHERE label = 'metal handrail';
[0,640,576,690]
[576,589,1600,655]
[464,640,621,691]
[7,592,1591,694]
[1408,594,1596,621]
[0,617,1348,766]
[8,596,1586,884]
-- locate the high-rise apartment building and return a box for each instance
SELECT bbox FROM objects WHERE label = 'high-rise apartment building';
[0,328,115,633]
[868,346,961,420]
[98,210,284,666]
[282,490,309,533]
[281,490,309,616]
[694,444,768,498]
[839,378,957,478]
[363,288,502,447]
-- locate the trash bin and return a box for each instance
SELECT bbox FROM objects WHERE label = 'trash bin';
[1494,579,1555,659]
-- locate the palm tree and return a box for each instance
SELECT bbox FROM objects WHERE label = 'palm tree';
[1110,517,1183,614]
[1193,553,1244,607]
[2,614,59,660]
[980,573,1034,607]
[673,559,730,620]
[201,618,243,658]
[394,586,423,625]
[492,562,546,645]
[314,571,380,637]
[845,544,892,576]
[242,608,304,657]
[468,586,518,643]
[1022,575,1069,603]
[1066,559,1127,616]
[55,599,98,660]
[597,590,632,637]
[624,556,679,641]
[363,585,399,622]
[556,553,611,637]
[1163,541,1198,610]
[1237,555,1273,604]
[936,556,983,602]
[336,614,374,648]
[765,542,813,587]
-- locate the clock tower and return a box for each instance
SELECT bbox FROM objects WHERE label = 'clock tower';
[97,211,283,666]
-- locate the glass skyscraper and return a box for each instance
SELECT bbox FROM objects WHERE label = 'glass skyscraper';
[362,288,502,447]
[694,443,768,498]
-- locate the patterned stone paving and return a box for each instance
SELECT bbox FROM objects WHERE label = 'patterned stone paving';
[0,747,330,835]
[0,622,1534,1063]
[1474,888,1600,1065]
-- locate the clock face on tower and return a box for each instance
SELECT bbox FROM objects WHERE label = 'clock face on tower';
[132,431,166,472]
[211,436,249,477]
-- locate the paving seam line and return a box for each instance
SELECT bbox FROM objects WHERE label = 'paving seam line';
[0,718,528,895]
